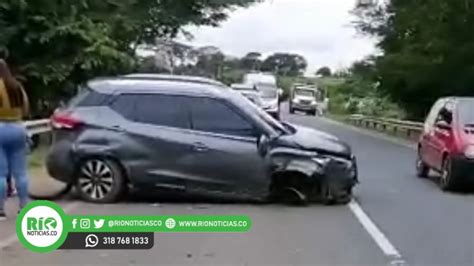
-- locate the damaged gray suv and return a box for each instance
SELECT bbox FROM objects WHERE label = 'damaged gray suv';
[46,75,358,204]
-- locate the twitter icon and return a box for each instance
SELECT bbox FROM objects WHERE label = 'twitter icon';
[94,219,105,229]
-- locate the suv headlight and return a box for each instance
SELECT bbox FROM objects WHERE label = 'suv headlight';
[464,145,474,159]
[312,156,330,165]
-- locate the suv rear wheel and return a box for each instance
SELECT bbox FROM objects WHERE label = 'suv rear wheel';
[76,159,126,203]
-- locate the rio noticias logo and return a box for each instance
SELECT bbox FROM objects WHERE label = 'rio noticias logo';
[17,201,68,253]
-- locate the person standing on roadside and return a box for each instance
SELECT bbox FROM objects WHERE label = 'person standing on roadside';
[0,50,30,220]
[0,49,16,199]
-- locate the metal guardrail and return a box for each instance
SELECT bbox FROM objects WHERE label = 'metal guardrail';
[347,114,424,139]
[25,119,51,135]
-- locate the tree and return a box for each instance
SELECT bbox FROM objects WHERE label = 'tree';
[261,53,307,76]
[0,0,260,114]
[196,52,225,78]
[240,52,262,70]
[354,0,474,118]
[316,66,332,77]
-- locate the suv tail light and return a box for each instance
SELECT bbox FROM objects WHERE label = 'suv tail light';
[51,111,83,130]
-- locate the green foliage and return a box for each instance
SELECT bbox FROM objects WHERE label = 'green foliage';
[276,76,295,99]
[327,75,405,119]
[354,0,474,119]
[261,53,307,76]
[316,66,331,77]
[0,0,260,115]
[240,52,262,71]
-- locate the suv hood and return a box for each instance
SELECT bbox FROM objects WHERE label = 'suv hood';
[277,124,352,157]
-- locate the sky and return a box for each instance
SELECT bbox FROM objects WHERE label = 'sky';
[180,0,378,74]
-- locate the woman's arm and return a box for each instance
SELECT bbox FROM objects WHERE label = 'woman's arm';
[20,85,30,118]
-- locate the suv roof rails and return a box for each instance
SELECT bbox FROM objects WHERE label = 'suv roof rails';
[121,73,226,87]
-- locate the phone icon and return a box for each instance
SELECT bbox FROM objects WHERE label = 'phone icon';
[85,234,99,248]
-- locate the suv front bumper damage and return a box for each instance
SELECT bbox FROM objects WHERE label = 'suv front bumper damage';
[271,151,358,203]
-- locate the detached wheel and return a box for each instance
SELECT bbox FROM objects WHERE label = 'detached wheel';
[75,159,126,203]
[439,156,459,191]
[416,154,429,178]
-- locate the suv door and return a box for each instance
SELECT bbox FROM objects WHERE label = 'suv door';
[109,93,195,189]
[184,96,270,198]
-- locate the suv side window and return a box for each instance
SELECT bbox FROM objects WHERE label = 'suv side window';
[135,94,189,129]
[187,97,257,137]
[110,94,190,129]
[110,94,137,121]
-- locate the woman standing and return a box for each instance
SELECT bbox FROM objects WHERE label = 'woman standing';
[0,57,30,220]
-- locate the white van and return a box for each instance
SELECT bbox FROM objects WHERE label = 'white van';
[243,73,281,119]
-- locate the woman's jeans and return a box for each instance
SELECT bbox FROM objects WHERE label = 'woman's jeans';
[0,122,29,210]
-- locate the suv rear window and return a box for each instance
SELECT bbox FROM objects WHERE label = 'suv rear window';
[68,87,109,108]
[110,94,190,129]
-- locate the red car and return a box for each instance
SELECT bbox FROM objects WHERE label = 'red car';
[417,97,474,191]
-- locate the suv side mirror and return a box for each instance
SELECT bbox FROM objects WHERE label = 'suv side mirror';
[435,120,451,131]
[257,134,270,156]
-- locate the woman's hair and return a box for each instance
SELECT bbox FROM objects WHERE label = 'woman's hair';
[0,48,8,60]
[0,59,23,107]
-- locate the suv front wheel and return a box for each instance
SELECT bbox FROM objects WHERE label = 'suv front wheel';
[75,158,126,203]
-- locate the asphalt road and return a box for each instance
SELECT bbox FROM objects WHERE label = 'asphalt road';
[2,107,474,266]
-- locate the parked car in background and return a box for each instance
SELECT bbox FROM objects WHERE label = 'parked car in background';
[289,85,319,116]
[417,97,474,191]
[255,83,280,120]
[243,72,281,120]
[47,74,357,204]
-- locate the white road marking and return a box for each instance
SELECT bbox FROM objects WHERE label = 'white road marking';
[0,201,79,250]
[316,118,411,263]
[349,200,404,261]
